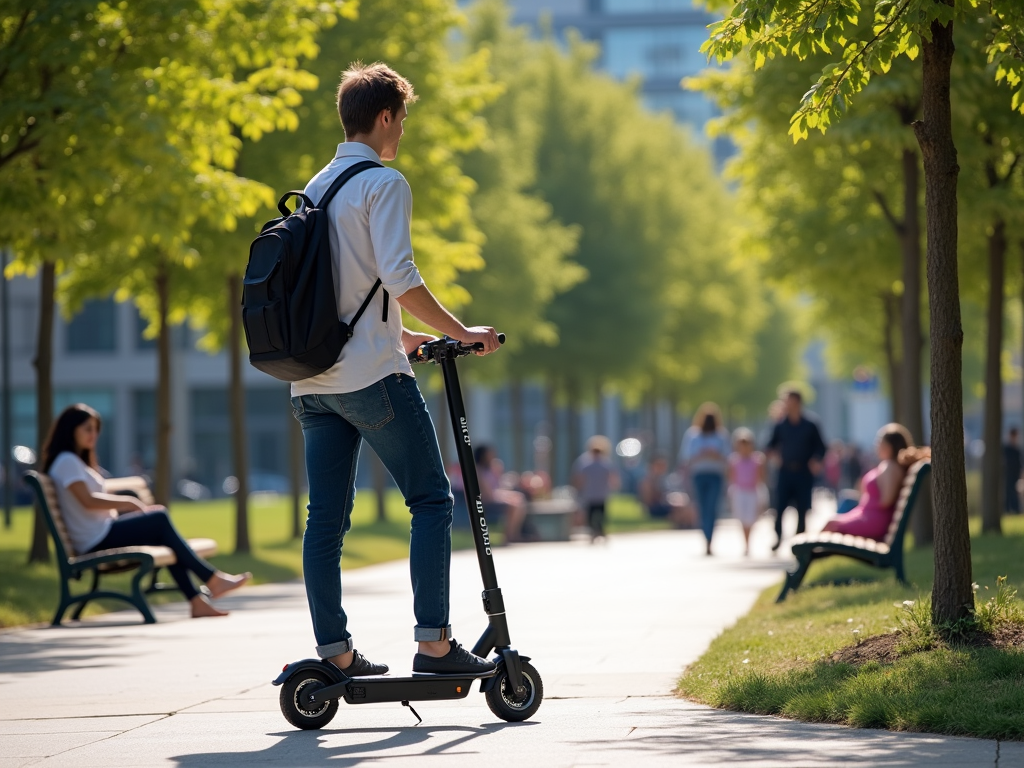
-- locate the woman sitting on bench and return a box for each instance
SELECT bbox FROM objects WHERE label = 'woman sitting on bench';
[43,403,250,618]
[819,423,924,542]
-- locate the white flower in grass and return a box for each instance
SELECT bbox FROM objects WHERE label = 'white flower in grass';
[902,600,915,608]
[972,582,980,593]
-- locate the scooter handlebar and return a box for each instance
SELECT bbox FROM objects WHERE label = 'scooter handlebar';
[409,333,505,364]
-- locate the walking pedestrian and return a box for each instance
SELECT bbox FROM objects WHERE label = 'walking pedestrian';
[765,390,826,550]
[571,436,619,541]
[728,428,765,556]
[681,403,730,555]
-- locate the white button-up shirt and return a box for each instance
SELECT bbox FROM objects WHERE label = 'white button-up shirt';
[290,142,425,396]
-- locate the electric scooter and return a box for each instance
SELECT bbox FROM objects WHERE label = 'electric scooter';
[273,333,543,729]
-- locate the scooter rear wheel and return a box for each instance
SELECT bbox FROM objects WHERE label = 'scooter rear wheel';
[280,669,339,730]
[485,661,543,722]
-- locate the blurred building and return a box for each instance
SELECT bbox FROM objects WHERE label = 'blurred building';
[5,274,292,497]
[504,0,732,164]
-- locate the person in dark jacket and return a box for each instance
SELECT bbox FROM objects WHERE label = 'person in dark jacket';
[766,390,826,550]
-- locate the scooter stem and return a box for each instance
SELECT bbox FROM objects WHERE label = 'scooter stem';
[438,351,513,656]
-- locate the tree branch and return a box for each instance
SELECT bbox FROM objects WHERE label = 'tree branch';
[873,189,905,236]
[810,0,914,112]
[0,132,40,171]
[0,8,32,94]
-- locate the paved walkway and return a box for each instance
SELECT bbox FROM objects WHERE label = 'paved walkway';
[1,516,1019,767]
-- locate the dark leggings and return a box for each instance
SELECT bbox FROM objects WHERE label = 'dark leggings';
[89,510,215,600]
[587,502,606,538]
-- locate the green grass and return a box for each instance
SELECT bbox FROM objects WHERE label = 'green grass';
[0,492,659,628]
[678,515,1024,740]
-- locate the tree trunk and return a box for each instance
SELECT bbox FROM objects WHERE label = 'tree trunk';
[153,264,173,507]
[371,448,388,523]
[913,14,973,627]
[510,378,524,472]
[228,274,250,553]
[545,375,558,484]
[289,402,304,539]
[981,219,1006,535]
[882,292,905,425]
[901,147,932,548]
[28,260,55,563]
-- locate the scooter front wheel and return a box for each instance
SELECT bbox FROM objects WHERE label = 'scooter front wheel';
[485,661,543,722]
[280,669,339,730]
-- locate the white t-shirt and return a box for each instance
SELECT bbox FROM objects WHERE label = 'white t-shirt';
[48,452,116,553]
[290,141,425,396]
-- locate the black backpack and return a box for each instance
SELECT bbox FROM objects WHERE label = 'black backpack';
[242,160,386,382]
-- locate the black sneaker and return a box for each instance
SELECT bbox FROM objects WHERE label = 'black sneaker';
[332,650,389,677]
[412,640,496,675]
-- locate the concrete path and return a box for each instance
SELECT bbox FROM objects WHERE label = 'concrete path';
[1,517,1019,767]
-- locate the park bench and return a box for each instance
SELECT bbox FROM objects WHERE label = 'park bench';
[526,498,575,542]
[24,471,217,625]
[776,459,931,603]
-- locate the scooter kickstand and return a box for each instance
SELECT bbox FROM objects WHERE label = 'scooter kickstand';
[401,700,423,725]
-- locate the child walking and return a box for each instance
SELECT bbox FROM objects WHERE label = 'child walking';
[728,428,765,556]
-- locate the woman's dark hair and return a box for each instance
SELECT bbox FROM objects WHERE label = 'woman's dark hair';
[877,423,915,468]
[701,413,717,434]
[42,403,102,472]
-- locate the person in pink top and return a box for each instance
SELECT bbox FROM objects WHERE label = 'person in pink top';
[728,428,765,556]
[821,423,916,542]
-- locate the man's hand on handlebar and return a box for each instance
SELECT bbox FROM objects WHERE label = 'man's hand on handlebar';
[454,326,500,355]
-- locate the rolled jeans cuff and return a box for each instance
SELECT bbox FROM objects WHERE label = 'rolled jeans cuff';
[315,637,353,659]
[414,624,452,642]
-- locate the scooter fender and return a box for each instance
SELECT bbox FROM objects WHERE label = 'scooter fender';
[479,654,531,693]
[272,658,343,686]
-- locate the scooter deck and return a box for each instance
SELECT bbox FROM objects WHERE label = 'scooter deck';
[343,670,497,705]
[302,668,500,708]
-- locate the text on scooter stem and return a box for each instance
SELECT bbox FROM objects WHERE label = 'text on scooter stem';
[475,498,492,555]
[460,417,471,445]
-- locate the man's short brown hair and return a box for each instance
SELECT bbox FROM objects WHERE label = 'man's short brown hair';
[337,62,417,137]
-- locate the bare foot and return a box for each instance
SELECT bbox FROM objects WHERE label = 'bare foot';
[191,595,228,618]
[206,571,252,598]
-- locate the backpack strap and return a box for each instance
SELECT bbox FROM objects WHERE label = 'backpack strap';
[317,159,384,210]
[318,159,389,335]
[348,279,385,337]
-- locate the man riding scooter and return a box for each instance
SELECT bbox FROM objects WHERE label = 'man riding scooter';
[290,62,500,677]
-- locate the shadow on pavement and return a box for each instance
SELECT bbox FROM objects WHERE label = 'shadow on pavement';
[171,722,537,766]
[0,633,137,676]
[570,705,983,766]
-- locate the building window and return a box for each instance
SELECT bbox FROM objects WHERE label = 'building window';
[604,0,695,12]
[134,306,193,351]
[66,298,117,353]
[603,26,709,81]
[4,389,116,468]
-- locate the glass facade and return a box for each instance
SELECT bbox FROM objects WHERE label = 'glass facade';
[603,0,694,11]
[603,26,709,81]
[6,388,116,468]
[66,298,117,353]
[190,386,291,492]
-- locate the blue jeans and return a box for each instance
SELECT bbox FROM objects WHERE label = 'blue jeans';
[292,373,453,659]
[692,472,723,544]
[90,510,215,600]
